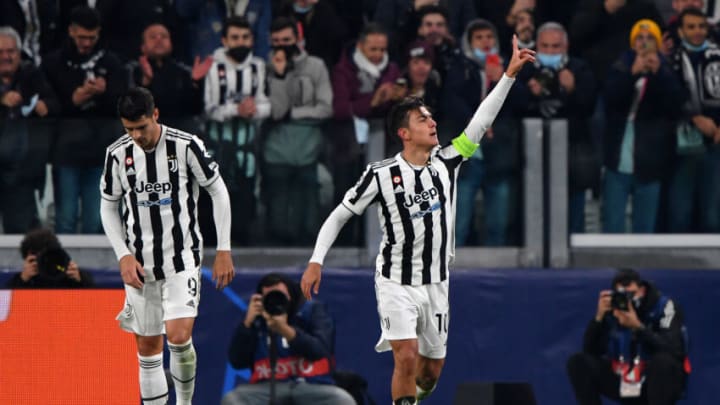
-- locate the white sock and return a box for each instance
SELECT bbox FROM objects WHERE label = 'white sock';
[138,353,168,405]
[168,339,196,405]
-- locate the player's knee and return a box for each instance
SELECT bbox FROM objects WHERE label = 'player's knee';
[136,335,164,356]
[166,330,192,346]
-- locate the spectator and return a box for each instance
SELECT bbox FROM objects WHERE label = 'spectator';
[567,269,689,405]
[373,0,476,61]
[0,0,61,65]
[263,17,333,245]
[443,19,529,246]
[668,8,720,232]
[415,5,462,81]
[570,0,663,85]
[663,0,706,54]
[5,227,94,288]
[203,16,270,244]
[128,23,208,133]
[0,26,59,233]
[275,0,349,69]
[513,8,536,50]
[175,0,272,63]
[221,273,355,405]
[601,19,684,233]
[518,22,598,233]
[401,40,442,120]
[41,6,127,234]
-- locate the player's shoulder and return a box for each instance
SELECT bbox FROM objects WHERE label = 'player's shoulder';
[164,126,199,144]
[369,156,399,171]
[106,134,133,155]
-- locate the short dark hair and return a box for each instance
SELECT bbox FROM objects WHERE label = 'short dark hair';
[222,16,251,38]
[69,6,101,30]
[270,16,298,37]
[679,7,707,27]
[612,268,643,288]
[20,228,61,259]
[117,87,155,121]
[417,5,450,26]
[467,19,497,44]
[359,22,387,43]
[387,96,427,139]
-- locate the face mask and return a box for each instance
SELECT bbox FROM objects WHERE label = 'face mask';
[537,53,564,69]
[227,45,251,62]
[272,44,299,58]
[682,39,709,52]
[473,47,497,64]
[293,3,313,13]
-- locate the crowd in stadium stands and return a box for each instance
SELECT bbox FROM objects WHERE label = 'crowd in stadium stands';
[1,0,719,246]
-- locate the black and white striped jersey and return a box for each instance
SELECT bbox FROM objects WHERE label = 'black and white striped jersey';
[100,125,220,281]
[342,144,466,286]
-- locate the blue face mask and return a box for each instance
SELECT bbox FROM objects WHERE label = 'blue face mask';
[293,3,313,13]
[682,39,709,52]
[473,47,497,64]
[537,53,564,69]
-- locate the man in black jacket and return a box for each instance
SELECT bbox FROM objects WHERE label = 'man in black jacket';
[5,227,94,288]
[41,6,127,234]
[222,273,354,405]
[518,22,598,234]
[0,26,59,233]
[567,269,689,405]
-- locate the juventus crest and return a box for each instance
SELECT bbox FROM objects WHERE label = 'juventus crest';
[168,154,178,173]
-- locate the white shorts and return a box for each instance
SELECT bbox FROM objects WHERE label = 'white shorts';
[116,267,201,336]
[374,272,449,359]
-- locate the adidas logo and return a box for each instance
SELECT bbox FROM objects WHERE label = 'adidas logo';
[394,185,405,194]
[185,300,195,308]
[127,167,136,176]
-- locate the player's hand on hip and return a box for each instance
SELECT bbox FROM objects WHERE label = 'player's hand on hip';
[212,250,235,290]
[301,262,322,300]
[119,254,145,289]
[506,34,536,78]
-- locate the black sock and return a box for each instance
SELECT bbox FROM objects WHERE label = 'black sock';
[394,396,416,405]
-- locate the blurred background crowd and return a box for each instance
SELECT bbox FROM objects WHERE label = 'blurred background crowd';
[1,0,718,247]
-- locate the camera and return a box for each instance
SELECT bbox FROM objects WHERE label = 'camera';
[263,290,290,316]
[36,247,71,281]
[533,67,560,97]
[611,290,633,311]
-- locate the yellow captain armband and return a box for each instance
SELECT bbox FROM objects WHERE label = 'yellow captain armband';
[451,132,479,158]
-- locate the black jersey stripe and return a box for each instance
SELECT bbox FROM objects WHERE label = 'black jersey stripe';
[102,154,117,196]
[348,167,375,205]
[188,139,216,179]
[430,170,448,281]
[125,144,144,266]
[390,166,414,285]
[145,150,166,280]
[185,145,201,267]
[167,140,185,272]
[416,170,433,285]
[377,175,395,279]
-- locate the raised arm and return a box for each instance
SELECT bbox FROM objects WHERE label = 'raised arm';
[463,35,535,144]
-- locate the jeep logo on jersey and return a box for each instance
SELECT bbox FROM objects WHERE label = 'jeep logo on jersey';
[134,181,172,194]
[403,187,438,208]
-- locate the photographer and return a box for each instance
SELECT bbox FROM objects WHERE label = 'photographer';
[518,22,598,234]
[222,273,355,405]
[567,269,689,405]
[5,227,94,288]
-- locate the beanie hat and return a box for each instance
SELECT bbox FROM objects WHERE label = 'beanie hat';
[629,19,662,47]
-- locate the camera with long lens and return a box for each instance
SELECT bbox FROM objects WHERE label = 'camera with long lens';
[263,290,290,316]
[36,247,71,281]
[611,290,633,311]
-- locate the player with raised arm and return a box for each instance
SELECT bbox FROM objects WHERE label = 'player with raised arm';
[100,87,235,405]
[301,36,535,405]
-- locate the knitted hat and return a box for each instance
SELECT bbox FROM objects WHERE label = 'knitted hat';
[406,39,435,63]
[629,19,662,47]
